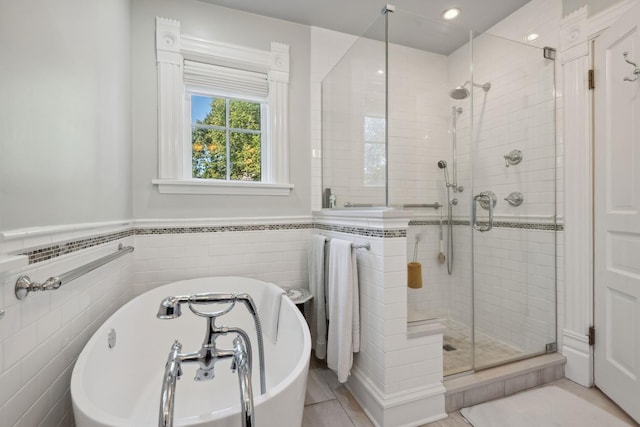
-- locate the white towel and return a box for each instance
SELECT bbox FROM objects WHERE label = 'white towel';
[326,238,360,383]
[258,283,285,344]
[309,234,328,359]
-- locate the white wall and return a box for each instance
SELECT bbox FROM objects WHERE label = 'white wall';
[0,0,133,231]
[0,1,133,425]
[131,0,311,219]
[563,0,625,16]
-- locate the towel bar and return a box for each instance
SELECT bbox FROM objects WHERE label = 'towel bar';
[323,239,370,251]
[15,243,134,300]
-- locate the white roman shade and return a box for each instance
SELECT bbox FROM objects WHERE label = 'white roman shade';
[183,60,269,99]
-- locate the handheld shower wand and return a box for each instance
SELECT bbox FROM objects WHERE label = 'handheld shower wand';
[437,160,450,188]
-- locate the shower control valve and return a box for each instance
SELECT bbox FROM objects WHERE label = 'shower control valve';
[504,149,523,167]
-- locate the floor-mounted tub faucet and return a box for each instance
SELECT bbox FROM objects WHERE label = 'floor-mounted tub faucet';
[156,292,265,427]
[158,335,254,427]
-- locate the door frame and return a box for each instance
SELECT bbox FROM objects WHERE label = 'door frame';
[559,0,638,388]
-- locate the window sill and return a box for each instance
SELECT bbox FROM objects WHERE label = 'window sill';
[152,179,294,196]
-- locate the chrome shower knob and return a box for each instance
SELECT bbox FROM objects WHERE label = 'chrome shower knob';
[504,149,523,167]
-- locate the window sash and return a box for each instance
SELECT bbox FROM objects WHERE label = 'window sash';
[188,93,265,182]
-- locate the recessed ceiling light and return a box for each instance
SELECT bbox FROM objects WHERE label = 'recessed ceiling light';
[377,69,385,75]
[442,8,461,20]
[526,33,539,42]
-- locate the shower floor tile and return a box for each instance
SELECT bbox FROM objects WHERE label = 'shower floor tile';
[443,319,525,376]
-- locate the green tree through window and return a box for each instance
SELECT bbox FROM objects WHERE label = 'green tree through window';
[191,96,262,181]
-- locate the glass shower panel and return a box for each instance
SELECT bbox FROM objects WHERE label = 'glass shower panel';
[387,10,475,377]
[321,14,387,208]
[470,32,557,369]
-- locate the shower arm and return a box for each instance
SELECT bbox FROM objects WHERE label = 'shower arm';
[462,80,492,91]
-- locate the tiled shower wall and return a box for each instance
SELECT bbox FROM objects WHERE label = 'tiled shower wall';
[407,221,560,355]
[442,0,562,355]
[316,0,563,356]
[319,31,454,209]
[387,43,451,207]
[320,35,387,207]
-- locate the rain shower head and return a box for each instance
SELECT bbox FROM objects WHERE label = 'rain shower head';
[449,81,492,100]
[449,86,470,100]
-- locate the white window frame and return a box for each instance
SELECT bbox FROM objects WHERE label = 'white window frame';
[152,17,293,195]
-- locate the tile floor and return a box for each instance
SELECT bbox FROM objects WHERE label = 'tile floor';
[303,355,638,427]
[442,319,525,376]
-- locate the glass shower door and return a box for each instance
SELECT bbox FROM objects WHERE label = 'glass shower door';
[470,33,557,370]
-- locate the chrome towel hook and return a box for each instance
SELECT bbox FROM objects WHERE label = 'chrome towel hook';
[623,52,640,82]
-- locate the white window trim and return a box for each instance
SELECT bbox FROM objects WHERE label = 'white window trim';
[153,17,292,196]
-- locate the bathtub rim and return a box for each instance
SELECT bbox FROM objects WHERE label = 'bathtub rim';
[71,276,311,427]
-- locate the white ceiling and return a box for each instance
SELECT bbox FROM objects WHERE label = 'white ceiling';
[197,0,532,54]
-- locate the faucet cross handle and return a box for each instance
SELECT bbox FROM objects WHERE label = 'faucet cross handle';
[231,336,249,373]
[168,340,184,378]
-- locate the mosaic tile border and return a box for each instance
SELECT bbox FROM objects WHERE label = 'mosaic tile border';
[16,219,561,265]
[313,223,407,238]
[409,219,563,231]
[409,220,470,226]
[135,223,313,235]
[21,229,134,265]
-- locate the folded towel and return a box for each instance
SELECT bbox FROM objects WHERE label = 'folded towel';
[258,283,285,344]
[309,234,328,359]
[326,238,360,383]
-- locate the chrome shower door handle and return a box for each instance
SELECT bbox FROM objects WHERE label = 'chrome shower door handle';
[473,194,493,232]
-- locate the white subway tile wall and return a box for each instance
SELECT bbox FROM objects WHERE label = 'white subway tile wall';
[0,230,133,427]
[132,228,312,295]
[316,229,443,398]
[387,43,451,207]
[0,221,312,426]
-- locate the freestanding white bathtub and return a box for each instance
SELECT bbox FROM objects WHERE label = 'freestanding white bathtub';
[71,277,311,427]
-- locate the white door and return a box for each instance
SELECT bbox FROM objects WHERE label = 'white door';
[594,2,640,423]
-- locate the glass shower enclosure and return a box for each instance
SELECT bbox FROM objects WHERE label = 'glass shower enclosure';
[321,7,557,377]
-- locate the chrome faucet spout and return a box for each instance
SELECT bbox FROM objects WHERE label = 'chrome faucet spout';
[232,336,254,427]
[159,341,183,427]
